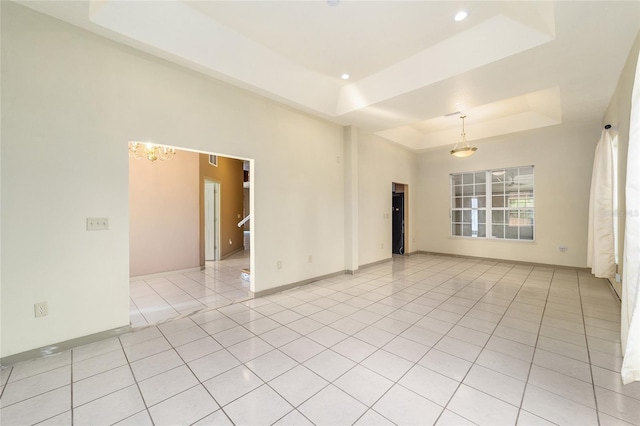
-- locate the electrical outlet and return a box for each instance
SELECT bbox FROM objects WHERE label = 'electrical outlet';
[559,246,568,252]
[277,261,282,270]
[308,255,312,263]
[34,302,48,318]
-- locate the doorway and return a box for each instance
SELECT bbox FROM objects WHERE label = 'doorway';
[392,183,408,255]
[204,179,221,261]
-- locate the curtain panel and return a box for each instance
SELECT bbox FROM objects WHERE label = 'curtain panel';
[587,130,616,278]
[621,53,640,384]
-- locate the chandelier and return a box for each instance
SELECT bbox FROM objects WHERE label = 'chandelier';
[128,141,176,162]
[450,115,477,158]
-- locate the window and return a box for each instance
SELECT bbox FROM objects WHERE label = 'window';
[451,166,534,241]
[209,154,218,167]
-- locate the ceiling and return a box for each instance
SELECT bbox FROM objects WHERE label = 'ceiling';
[19,1,640,152]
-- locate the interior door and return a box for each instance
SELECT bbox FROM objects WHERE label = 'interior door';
[392,192,404,255]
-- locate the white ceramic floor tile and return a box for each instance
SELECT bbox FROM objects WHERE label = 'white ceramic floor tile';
[361,349,414,381]
[113,410,153,425]
[0,385,70,425]
[306,325,349,347]
[163,325,208,347]
[476,348,531,382]
[73,385,145,426]
[36,410,74,425]
[592,365,640,400]
[8,352,71,383]
[129,349,184,382]
[212,326,255,347]
[521,384,598,426]
[597,412,638,426]
[536,335,589,363]
[332,337,378,363]
[73,365,135,407]
[463,364,526,406]
[148,385,219,426]
[174,336,222,363]
[435,409,476,426]
[280,337,326,363]
[303,349,356,382]
[382,336,431,362]
[298,385,368,426]
[353,409,396,425]
[223,384,293,426]
[334,365,393,406]
[528,364,596,408]
[286,317,324,335]
[353,326,397,348]
[399,364,459,406]
[138,365,199,407]
[244,317,281,335]
[448,384,519,426]
[199,317,238,335]
[595,386,640,425]
[73,349,127,382]
[400,325,444,348]
[191,409,234,425]
[259,326,302,348]
[269,365,328,407]
[188,349,241,382]
[418,349,472,382]
[203,365,263,406]
[122,336,172,363]
[372,384,443,426]
[485,335,535,363]
[0,365,70,407]
[436,336,484,363]
[272,409,314,425]
[245,349,298,382]
[226,336,274,363]
[73,338,122,363]
[516,409,556,425]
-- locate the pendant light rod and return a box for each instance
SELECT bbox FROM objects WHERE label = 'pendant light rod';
[450,114,477,158]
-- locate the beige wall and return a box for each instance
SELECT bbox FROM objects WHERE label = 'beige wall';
[199,154,245,261]
[0,3,345,357]
[358,131,417,266]
[129,150,200,276]
[603,32,640,297]
[416,121,599,267]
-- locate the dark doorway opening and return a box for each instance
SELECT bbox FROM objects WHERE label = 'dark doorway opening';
[392,189,405,255]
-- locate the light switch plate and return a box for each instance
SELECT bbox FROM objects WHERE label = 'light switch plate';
[87,217,109,231]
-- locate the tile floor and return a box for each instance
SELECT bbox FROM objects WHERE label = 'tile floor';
[2,254,639,425]
[129,250,251,326]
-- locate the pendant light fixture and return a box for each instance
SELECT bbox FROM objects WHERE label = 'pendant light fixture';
[450,115,477,158]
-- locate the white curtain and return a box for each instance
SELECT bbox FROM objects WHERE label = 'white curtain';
[621,52,640,385]
[587,130,616,278]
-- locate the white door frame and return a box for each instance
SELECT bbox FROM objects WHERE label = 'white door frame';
[204,179,221,261]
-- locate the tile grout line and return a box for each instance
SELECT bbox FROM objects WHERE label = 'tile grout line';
[577,272,602,426]
[513,268,555,425]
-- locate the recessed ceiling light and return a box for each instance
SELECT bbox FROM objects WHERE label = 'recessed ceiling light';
[454,10,468,22]
[341,73,350,80]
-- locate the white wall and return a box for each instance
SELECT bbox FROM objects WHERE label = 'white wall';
[416,121,599,267]
[358,131,417,266]
[1,3,345,357]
